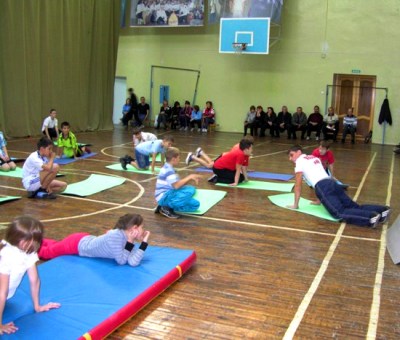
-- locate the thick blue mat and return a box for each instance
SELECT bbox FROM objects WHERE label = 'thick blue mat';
[3,246,196,339]
[54,152,97,165]
[194,167,293,181]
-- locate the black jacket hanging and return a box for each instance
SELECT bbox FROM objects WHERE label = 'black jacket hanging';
[378,98,392,125]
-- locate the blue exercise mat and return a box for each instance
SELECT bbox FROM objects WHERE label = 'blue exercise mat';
[194,167,293,181]
[54,152,97,165]
[3,246,196,339]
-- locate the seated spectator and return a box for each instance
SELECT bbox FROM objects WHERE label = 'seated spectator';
[179,100,192,131]
[253,105,266,137]
[306,105,323,141]
[276,106,292,139]
[341,108,357,144]
[121,98,131,123]
[0,131,17,172]
[170,101,181,130]
[156,100,171,130]
[190,105,202,132]
[201,101,215,132]
[137,96,150,127]
[290,107,307,140]
[264,107,277,137]
[244,105,256,136]
[322,106,339,141]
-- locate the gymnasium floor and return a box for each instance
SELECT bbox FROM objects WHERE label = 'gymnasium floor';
[1,126,399,339]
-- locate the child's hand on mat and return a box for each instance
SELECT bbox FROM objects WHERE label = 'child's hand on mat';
[0,322,18,335]
[229,182,238,186]
[35,302,61,312]
[287,204,298,209]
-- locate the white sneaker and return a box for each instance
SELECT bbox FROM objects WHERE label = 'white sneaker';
[370,213,382,229]
[190,128,194,132]
[185,152,193,165]
[316,137,319,141]
[197,128,201,132]
[195,147,202,157]
[306,136,310,141]
[203,128,207,132]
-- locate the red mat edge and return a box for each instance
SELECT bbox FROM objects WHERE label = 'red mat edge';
[78,250,197,340]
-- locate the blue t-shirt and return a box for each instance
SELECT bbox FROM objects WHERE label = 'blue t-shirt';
[135,140,165,156]
[155,162,179,202]
[0,132,6,157]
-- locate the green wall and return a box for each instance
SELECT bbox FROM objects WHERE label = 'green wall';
[117,0,400,144]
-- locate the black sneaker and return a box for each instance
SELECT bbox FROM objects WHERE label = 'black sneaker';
[195,147,202,157]
[207,174,218,183]
[369,213,381,229]
[159,206,180,219]
[185,152,193,165]
[35,191,57,199]
[119,157,127,170]
[27,190,38,198]
[380,207,392,223]
[154,205,161,214]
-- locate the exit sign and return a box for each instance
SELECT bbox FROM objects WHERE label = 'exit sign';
[352,69,361,74]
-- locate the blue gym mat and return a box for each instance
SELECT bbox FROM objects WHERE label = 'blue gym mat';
[2,246,196,339]
[194,167,293,181]
[54,152,97,165]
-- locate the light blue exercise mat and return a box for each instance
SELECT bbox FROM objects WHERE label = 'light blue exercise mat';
[0,167,64,179]
[0,196,21,204]
[216,180,294,192]
[62,174,125,197]
[268,193,340,222]
[106,163,161,174]
[180,189,227,215]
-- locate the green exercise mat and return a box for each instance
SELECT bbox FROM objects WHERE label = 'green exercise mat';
[0,167,65,179]
[180,189,227,215]
[62,174,126,197]
[216,180,294,192]
[0,196,21,204]
[149,154,162,162]
[0,167,23,178]
[268,193,340,222]
[106,163,161,174]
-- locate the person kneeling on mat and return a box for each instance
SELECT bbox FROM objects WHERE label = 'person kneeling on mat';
[38,214,150,267]
[287,144,391,228]
[22,137,67,199]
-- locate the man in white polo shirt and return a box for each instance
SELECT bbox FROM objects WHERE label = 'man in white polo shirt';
[287,145,390,228]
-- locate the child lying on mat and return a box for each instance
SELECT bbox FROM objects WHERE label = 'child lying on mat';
[56,121,91,159]
[155,147,202,219]
[38,214,150,266]
[0,216,60,335]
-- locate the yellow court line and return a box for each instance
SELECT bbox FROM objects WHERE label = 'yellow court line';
[367,154,394,339]
[283,152,378,340]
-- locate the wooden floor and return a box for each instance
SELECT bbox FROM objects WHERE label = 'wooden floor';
[1,126,399,339]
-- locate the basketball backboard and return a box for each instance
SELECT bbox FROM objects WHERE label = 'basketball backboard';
[219,17,270,54]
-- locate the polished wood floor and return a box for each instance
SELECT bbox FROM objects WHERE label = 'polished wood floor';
[1,126,399,339]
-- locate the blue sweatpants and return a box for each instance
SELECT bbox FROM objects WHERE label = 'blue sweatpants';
[158,185,200,212]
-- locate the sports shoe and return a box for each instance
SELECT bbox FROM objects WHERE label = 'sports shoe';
[306,136,310,141]
[369,213,382,229]
[185,152,193,165]
[154,205,161,214]
[159,206,180,219]
[190,128,194,132]
[380,207,392,223]
[316,137,319,141]
[195,147,202,157]
[36,191,57,199]
[203,128,208,132]
[197,128,201,132]
[85,147,91,154]
[207,174,218,183]
[119,157,127,170]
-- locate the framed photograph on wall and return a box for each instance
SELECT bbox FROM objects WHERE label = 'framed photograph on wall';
[130,0,204,27]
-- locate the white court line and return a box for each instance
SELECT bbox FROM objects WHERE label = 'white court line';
[367,154,394,339]
[283,152,378,339]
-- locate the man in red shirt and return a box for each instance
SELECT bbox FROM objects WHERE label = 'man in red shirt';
[185,138,253,186]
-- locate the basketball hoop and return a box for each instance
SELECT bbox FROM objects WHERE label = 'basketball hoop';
[232,42,247,54]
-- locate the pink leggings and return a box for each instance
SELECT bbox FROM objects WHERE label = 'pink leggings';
[38,232,90,260]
